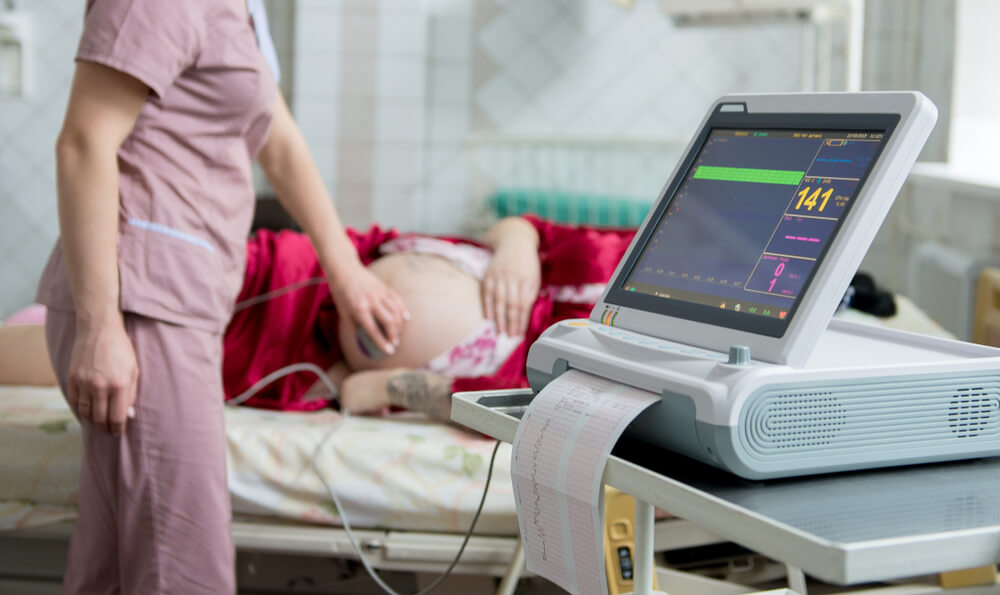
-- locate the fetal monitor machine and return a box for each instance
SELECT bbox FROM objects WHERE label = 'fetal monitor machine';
[525,92,1000,480]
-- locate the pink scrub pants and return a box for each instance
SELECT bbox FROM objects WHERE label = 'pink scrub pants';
[45,309,235,594]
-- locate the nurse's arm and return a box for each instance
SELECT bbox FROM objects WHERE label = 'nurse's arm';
[55,61,147,435]
[256,94,409,355]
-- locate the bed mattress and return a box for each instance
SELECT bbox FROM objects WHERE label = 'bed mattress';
[0,296,950,536]
[0,385,517,535]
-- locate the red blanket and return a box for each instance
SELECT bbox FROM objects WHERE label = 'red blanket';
[222,216,636,410]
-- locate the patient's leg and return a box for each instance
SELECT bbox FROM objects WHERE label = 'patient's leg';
[341,369,453,422]
[0,324,58,385]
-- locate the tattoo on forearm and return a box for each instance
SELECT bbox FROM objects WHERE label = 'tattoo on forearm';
[386,371,453,422]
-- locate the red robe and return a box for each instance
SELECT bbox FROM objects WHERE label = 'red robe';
[222,216,636,410]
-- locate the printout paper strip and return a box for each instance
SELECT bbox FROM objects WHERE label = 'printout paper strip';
[511,369,658,595]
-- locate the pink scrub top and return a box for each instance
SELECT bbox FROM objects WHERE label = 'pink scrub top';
[37,0,277,332]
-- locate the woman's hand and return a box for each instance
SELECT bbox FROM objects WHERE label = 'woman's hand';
[328,265,409,356]
[68,315,139,436]
[483,238,541,337]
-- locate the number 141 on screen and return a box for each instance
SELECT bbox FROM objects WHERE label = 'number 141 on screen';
[794,186,833,213]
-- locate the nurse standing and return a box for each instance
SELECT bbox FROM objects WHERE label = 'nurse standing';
[36,1,408,592]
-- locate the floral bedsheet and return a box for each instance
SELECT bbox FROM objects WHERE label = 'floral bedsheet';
[0,386,517,534]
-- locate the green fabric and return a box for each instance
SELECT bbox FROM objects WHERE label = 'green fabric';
[489,189,651,228]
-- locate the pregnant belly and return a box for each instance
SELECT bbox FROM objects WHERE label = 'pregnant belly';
[338,253,485,371]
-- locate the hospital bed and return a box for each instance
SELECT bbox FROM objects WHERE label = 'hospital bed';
[0,292,950,594]
[0,383,727,594]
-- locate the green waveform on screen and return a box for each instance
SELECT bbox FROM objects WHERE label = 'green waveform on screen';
[693,166,804,185]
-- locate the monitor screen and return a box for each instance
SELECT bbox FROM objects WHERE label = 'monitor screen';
[608,124,893,337]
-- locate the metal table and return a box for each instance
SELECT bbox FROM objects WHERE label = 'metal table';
[453,389,1000,592]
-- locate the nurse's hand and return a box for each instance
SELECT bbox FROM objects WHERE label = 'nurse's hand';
[68,314,139,436]
[328,266,409,356]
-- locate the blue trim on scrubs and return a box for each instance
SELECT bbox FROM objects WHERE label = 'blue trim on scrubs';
[127,218,216,253]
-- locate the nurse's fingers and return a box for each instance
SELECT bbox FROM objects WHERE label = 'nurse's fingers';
[371,301,403,353]
[108,383,131,436]
[66,379,79,414]
[390,291,410,323]
[91,381,110,432]
[128,367,139,419]
[75,382,93,423]
[356,310,393,357]
[380,297,406,341]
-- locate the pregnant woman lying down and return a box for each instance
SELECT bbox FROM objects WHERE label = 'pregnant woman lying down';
[0,215,636,422]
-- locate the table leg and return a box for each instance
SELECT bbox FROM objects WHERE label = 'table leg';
[633,499,668,595]
[785,564,807,595]
[496,541,524,595]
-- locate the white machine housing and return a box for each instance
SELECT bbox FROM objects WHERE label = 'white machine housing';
[527,319,1000,479]
[523,92,1000,479]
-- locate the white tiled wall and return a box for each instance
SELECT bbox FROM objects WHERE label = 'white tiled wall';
[283,0,472,233]
[0,0,845,317]
[291,0,341,197]
[470,0,808,138]
[371,2,429,230]
[415,0,474,233]
[949,0,998,172]
[0,0,82,318]
[862,0,954,162]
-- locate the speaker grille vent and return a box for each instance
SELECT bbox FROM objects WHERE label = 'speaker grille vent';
[764,392,847,448]
[740,374,1000,462]
[950,388,1000,438]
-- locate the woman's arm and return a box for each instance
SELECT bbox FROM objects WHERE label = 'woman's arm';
[340,368,454,423]
[55,62,147,435]
[255,94,409,355]
[481,217,541,337]
[385,371,454,422]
